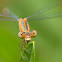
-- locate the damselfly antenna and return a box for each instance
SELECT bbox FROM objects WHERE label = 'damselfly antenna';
[27,3,62,19]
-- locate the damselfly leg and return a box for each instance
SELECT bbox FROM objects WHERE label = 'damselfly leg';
[17,39,30,62]
[23,40,30,54]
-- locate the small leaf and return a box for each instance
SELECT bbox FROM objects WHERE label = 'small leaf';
[20,41,35,62]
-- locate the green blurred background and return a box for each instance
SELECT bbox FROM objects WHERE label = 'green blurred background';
[0,0,62,62]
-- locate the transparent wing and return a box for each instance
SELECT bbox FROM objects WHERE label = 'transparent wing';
[27,3,62,20]
[28,13,62,21]
[0,8,19,21]
[0,17,17,21]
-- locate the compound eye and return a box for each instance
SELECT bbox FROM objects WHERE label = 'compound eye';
[32,30,37,36]
[18,32,23,38]
[20,32,23,35]
[33,31,35,34]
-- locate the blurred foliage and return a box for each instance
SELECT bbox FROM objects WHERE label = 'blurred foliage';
[0,0,62,62]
